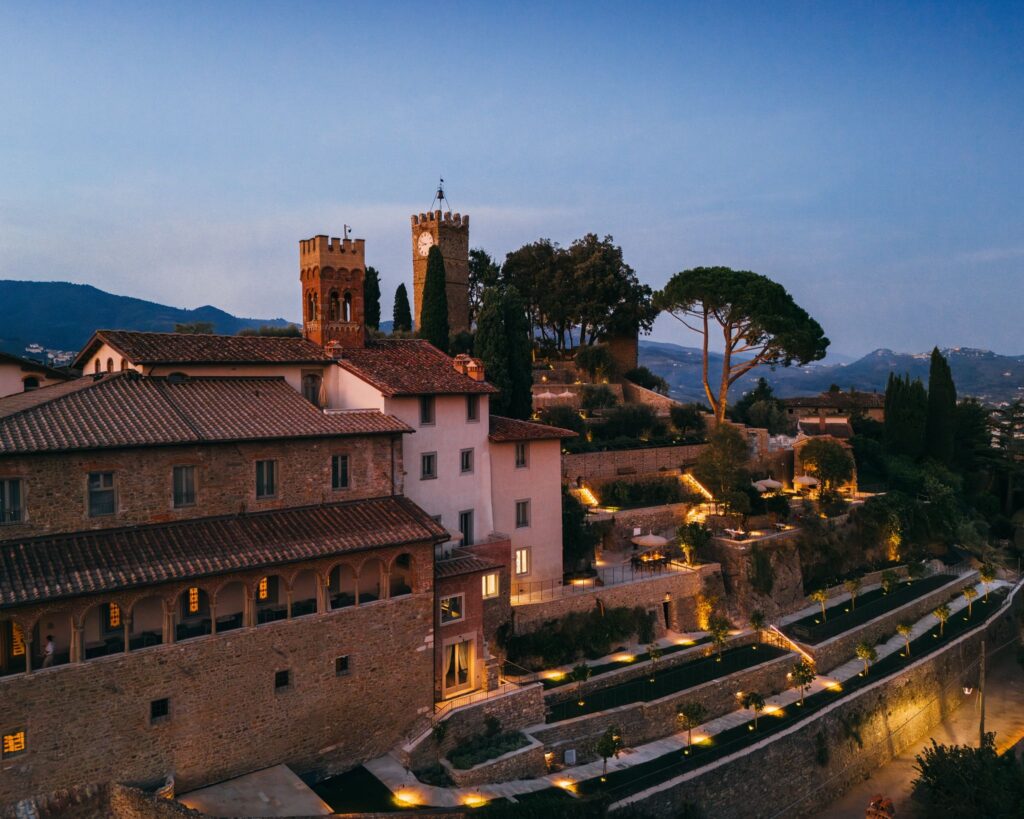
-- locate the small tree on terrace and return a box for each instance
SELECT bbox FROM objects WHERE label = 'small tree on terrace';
[654,267,829,422]
[932,604,951,636]
[979,565,996,602]
[693,423,751,501]
[749,610,766,633]
[799,438,855,496]
[962,587,978,618]
[740,691,766,730]
[855,641,877,676]
[670,403,707,438]
[572,662,591,707]
[791,659,816,706]
[575,344,617,382]
[907,560,926,583]
[708,614,731,661]
[647,642,663,683]
[880,569,899,595]
[810,589,829,621]
[676,701,708,749]
[844,578,862,611]
[596,725,623,778]
[677,522,711,566]
[896,622,913,657]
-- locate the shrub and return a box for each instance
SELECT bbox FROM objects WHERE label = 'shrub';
[575,344,617,381]
[750,545,775,596]
[670,403,707,438]
[448,731,530,770]
[413,763,453,787]
[581,384,617,411]
[595,403,666,440]
[538,405,586,435]
[624,366,669,395]
[597,477,690,508]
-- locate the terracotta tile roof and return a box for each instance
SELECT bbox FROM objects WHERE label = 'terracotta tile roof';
[0,496,448,608]
[0,351,74,382]
[434,549,504,579]
[782,392,884,410]
[0,372,411,454]
[488,414,578,442]
[74,330,332,368]
[796,417,855,440]
[334,339,498,396]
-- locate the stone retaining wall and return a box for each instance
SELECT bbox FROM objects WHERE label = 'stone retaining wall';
[806,573,977,673]
[614,584,1023,818]
[529,650,794,765]
[601,502,693,546]
[562,445,706,483]
[441,738,547,787]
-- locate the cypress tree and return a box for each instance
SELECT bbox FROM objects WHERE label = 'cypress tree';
[501,286,534,420]
[364,266,381,331]
[475,286,533,419]
[925,347,957,465]
[392,283,412,333]
[884,373,927,460]
[419,245,449,353]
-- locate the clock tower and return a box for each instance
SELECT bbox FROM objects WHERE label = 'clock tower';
[411,185,470,333]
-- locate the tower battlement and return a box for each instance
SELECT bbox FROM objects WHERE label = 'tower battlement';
[411,211,469,230]
[299,235,366,261]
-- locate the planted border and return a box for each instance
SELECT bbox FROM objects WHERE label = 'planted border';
[542,637,712,690]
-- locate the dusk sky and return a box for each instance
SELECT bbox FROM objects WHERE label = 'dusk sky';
[1,2,1022,358]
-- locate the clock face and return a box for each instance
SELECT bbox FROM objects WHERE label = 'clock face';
[417,231,435,257]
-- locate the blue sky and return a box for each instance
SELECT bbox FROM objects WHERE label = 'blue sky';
[1,2,1022,357]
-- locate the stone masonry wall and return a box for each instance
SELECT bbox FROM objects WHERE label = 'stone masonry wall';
[706,534,805,621]
[807,573,978,673]
[442,739,547,787]
[0,435,402,539]
[562,445,706,484]
[0,590,434,803]
[529,650,794,764]
[601,503,693,546]
[1,782,202,819]
[615,586,1022,818]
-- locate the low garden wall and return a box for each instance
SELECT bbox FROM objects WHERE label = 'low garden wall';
[601,502,693,545]
[440,737,547,787]
[563,444,706,483]
[614,582,1023,818]
[528,650,795,765]
[806,572,978,673]
[820,565,907,600]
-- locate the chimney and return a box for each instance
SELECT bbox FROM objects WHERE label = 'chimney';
[453,353,471,376]
[466,358,485,382]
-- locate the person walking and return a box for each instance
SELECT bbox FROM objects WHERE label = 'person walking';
[42,634,55,668]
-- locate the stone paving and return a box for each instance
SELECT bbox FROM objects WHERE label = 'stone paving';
[364,578,1006,809]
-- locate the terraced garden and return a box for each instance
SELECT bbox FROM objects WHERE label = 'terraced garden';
[541,636,712,690]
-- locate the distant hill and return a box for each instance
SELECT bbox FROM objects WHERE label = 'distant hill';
[640,340,1024,405]
[0,281,292,359]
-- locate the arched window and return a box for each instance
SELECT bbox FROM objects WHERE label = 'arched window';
[306,291,318,322]
[106,358,113,373]
[120,359,127,371]
[94,359,101,374]
[22,377,39,392]
[328,290,340,321]
[343,292,353,322]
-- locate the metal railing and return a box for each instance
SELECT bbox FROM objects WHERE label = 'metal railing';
[432,677,526,719]
[511,561,695,605]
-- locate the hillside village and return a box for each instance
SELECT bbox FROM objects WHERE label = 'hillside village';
[0,199,1022,819]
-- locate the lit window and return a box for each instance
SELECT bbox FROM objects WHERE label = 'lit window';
[514,443,528,469]
[107,602,122,630]
[460,448,474,474]
[458,509,474,546]
[258,577,269,601]
[515,500,531,528]
[419,396,435,425]
[173,465,196,508]
[515,547,531,576]
[255,460,276,499]
[0,478,23,524]
[440,594,464,624]
[482,573,499,599]
[87,471,115,517]
[332,455,350,490]
[11,623,25,657]
[466,395,479,422]
[2,729,26,758]
[421,452,437,480]
[188,587,200,615]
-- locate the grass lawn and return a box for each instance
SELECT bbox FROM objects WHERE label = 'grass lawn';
[547,644,789,723]
[312,766,419,813]
[785,574,955,644]
[542,637,713,690]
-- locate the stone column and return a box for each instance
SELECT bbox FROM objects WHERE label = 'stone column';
[210,596,218,635]
[316,578,327,615]
[24,633,33,674]
[285,586,293,620]
[123,614,132,654]
[163,605,175,645]
[70,622,82,664]
[383,571,391,600]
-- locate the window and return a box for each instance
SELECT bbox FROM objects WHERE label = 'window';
[10,623,25,657]
[1,729,26,759]
[22,377,39,391]
[331,455,350,490]
[150,698,169,724]
[0,478,23,524]
[343,291,352,322]
[173,465,196,508]
[274,669,291,690]
[255,460,276,499]
[515,442,528,469]
[106,358,114,373]
[302,373,323,406]
[482,573,499,599]
[94,359,100,374]
[335,655,351,676]
[515,547,531,576]
[104,602,122,634]
[182,586,208,619]
[257,576,277,602]
[443,640,472,693]
[87,472,115,517]
[460,448,474,474]
[458,509,474,546]
[440,594,464,624]
[515,499,531,528]
[466,394,479,422]
[421,452,437,480]
[328,290,340,321]
[419,396,435,425]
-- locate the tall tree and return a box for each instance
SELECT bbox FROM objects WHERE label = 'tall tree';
[392,283,412,333]
[475,286,533,419]
[419,246,450,352]
[655,267,829,422]
[884,373,928,459]
[501,239,574,351]
[924,348,956,465]
[364,266,381,331]
[799,438,855,495]
[468,248,501,328]
[693,423,750,500]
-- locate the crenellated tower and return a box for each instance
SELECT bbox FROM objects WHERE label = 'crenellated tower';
[411,210,470,334]
[299,234,366,349]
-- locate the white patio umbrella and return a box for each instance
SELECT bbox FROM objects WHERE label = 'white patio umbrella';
[753,478,783,492]
[630,533,668,548]
[557,390,575,398]
[794,475,819,487]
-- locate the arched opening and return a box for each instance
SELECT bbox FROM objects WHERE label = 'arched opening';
[175,587,211,641]
[120,359,127,372]
[389,553,413,598]
[82,602,124,659]
[94,359,101,374]
[291,569,319,617]
[214,582,246,633]
[255,575,287,625]
[22,377,40,392]
[328,564,357,609]
[358,558,385,604]
[343,291,353,322]
[106,358,114,373]
[328,290,340,321]
[306,290,318,322]
[128,596,165,651]
[29,614,72,670]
